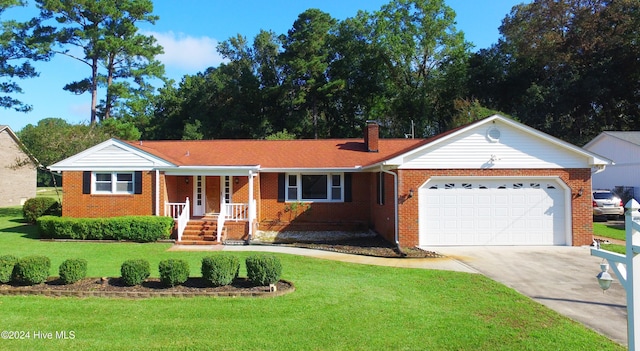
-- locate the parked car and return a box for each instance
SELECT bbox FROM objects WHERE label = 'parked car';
[593,190,624,220]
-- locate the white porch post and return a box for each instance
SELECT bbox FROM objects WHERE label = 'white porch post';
[248,171,254,238]
[591,199,640,350]
[155,170,160,216]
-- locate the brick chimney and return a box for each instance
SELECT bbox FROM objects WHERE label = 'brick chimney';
[364,120,379,152]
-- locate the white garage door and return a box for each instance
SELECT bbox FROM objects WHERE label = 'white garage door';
[419,178,567,246]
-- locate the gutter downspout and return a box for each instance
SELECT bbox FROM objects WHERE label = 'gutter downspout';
[381,166,400,249]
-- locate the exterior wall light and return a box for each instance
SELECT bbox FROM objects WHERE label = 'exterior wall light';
[408,189,414,198]
[596,263,613,292]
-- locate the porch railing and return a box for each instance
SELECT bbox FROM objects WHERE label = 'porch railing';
[217,201,226,242]
[165,198,189,243]
[224,203,249,221]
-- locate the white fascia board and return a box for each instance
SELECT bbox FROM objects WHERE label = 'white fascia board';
[49,138,174,171]
[162,165,261,176]
[50,166,159,172]
[261,166,363,173]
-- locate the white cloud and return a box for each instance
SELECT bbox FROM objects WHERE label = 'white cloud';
[146,31,227,72]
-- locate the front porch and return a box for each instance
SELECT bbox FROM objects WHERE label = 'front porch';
[163,172,258,245]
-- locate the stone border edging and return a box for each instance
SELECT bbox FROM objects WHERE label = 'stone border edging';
[0,280,295,299]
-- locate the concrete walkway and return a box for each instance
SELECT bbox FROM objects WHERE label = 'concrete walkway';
[170,243,627,346]
[170,244,478,272]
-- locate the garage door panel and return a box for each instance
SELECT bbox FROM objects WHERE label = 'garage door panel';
[420,178,566,246]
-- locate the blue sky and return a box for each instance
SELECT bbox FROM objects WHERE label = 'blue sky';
[3,0,528,133]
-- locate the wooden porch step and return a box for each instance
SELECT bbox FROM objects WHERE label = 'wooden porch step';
[182,233,217,241]
[176,240,223,245]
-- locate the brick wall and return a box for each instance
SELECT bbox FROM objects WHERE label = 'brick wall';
[396,168,593,247]
[62,171,157,218]
[0,130,36,207]
[258,172,371,231]
[369,172,396,243]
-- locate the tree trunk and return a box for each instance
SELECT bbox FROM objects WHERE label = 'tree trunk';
[90,58,99,124]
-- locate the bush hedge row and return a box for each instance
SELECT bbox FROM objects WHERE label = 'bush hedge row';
[0,254,282,288]
[36,215,174,242]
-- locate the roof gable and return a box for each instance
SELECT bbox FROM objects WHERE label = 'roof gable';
[386,115,610,169]
[49,139,174,171]
[584,131,640,164]
[0,125,40,167]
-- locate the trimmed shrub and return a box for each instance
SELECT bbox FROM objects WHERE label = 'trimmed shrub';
[36,215,174,242]
[246,255,282,286]
[120,259,150,286]
[0,255,18,284]
[58,259,88,284]
[201,255,239,287]
[158,259,190,287]
[23,197,60,223]
[12,255,51,285]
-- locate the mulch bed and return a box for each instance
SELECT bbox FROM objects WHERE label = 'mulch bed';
[0,277,294,298]
[278,236,443,258]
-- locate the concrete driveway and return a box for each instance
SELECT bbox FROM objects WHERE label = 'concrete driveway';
[436,246,628,347]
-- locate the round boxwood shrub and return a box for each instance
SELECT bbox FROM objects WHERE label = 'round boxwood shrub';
[158,259,189,287]
[201,255,239,287]
[120,259,150,286]
[246,254,282,286]
[0,255,18,284]
[12,255,51,285]
[58,258,88,284]
[23,197,61,223]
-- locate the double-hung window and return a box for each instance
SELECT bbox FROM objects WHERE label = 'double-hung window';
[93,172,134,194]
[286,173,343,202]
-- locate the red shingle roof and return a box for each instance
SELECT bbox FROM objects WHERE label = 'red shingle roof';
[125,138,428,169]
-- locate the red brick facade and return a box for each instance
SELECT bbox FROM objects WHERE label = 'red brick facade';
[257,173,370,232]
[393,168,593,247]
[62,171,159,218]
[62,168,593,247]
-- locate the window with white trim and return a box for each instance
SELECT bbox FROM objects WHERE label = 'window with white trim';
[93,172,134,194]
[286,173,344,202]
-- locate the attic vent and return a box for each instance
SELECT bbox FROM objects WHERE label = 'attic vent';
[487,127,501,142]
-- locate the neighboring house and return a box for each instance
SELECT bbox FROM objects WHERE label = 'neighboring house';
[49,115,610,247]
[584,132,640,200]
[0,125,38,207]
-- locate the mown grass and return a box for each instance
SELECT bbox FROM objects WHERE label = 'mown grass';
[0,207,624,350]
[594,222,625,241]
[593,222,626,254]
[35,187,62,202]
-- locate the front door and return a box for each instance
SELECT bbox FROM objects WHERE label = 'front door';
[193,176,205,216]
[206,176,221,214]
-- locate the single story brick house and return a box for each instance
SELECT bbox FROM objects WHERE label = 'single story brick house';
[49,115,609,247]
[0,125,38,207]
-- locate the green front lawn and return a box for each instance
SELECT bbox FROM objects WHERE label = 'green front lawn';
[593,222,626,254]
[594,223,625,241]
[0,208,623,350]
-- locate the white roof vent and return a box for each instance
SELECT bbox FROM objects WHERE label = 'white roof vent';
[487,127,501,142]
